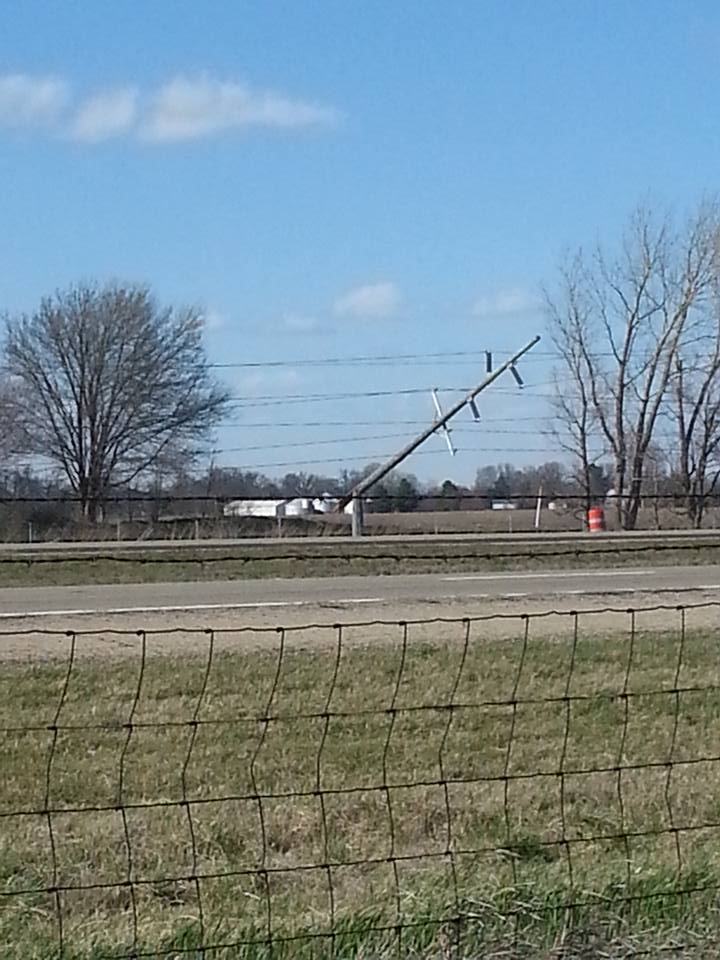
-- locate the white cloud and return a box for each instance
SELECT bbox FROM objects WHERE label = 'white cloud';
[0,71,339,145]
[473,288,541,318]
[333,282,402,320]
[0,73,68,128]
[69,87,138,142]
[141,75,339,142]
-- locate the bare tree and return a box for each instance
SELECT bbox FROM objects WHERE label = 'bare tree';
[0,378,21,459]
[548,255,599,516]
[3,283,230,521]
[548,202,720,529]
[671,306,720,527]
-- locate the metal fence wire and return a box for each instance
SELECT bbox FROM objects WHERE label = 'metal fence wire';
[2,602,720,957]
[4,536,720,570]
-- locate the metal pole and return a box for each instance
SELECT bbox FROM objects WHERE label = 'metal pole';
[337,335,541,511]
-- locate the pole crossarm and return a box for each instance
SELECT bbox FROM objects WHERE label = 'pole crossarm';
[337,334,541,511]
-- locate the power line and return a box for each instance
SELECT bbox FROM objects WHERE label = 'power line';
[217,433,416,454]
[211,349,494,369]
[208,428,560,455]
[211,446,558,471]
[222,416,552,428]
[227,386,467,408]
[221,335,549,481]
[209,334,720,370]
[207,348,610,369]
[224,382,557,409]
[28,444,553,475]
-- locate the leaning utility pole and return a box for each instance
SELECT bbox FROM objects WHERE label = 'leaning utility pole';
[339,335,541,533]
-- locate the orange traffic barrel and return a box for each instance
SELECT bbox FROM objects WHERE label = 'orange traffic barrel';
[588,506,605,533]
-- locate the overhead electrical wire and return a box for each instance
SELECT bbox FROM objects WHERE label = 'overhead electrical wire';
[200,446,560,472]
[228,386,472,405]
[222,416,552,428]
[208,331,720,370]
[224,381,558,409]
[209,427,560,456]
[211,349,494,369]
[207,347,613,369]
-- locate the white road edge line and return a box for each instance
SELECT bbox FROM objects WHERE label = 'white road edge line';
[0,597,387,619]
[443,569,657,582]
[1,583,719,620]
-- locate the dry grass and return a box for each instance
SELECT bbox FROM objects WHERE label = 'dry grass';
[2,614,720,957]
[13,504,720,543]
[365,508,582,535]
[1,535,720,588]
[365,506,720,535]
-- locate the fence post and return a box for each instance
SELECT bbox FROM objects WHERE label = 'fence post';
[534,485,543,532]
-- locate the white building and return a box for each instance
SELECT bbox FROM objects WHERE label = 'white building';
[312,494,340,514]
[223,498,315,519]
[284,498,313,517]
[223,499,285,518]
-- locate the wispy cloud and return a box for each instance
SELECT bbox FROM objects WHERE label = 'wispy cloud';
[279,312,324,333]
[333,281,402,320]
[0,71,339,144]
[0,73,68,128]
[69,87,138,142]
[142,75,339,142]
[472,288,541,318]
[203,309,227,332]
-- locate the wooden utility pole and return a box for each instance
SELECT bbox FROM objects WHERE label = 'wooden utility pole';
[339,335,541,532]
[350,494,364,537]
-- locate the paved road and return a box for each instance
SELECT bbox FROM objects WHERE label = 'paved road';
[1,564,719,619]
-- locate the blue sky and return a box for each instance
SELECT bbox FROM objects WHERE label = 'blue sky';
[2,0,720,485]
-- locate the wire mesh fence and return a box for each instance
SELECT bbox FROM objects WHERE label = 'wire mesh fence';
[4,535,720,571]
[2,602,720,957]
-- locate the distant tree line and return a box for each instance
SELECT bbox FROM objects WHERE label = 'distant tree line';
[1,451,715,536]
[0,458,608,518]
[6,197,720,533]
[158,460,585,512]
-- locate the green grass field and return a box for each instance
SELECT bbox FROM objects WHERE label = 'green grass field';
[2,615,720,957]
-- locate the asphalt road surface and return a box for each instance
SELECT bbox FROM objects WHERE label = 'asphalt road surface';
[1,564,719,620]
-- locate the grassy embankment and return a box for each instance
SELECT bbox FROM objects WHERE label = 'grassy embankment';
[2,617,720,957]
[0,534,719,587]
